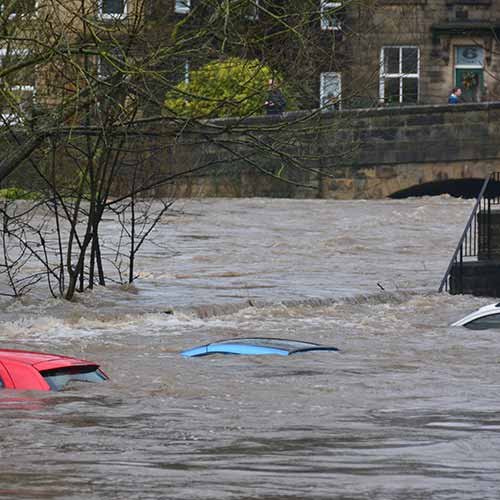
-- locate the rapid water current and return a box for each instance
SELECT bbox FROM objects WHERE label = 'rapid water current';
[1,197,499,500]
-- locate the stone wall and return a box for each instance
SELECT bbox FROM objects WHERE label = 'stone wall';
[169,101,500,199]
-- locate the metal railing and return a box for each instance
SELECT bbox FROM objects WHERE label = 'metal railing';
[438,172,500,293]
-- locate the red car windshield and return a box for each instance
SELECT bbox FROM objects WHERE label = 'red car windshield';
[40,366,108,391]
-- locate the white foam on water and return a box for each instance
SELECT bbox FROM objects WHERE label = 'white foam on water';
[426,422,500,431]
[0,309,245,345]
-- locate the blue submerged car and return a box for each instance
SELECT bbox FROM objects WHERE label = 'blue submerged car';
[180,337,339,357]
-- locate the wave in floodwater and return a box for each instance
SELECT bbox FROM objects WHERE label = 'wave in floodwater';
[0,289,446,345]
[0,290,415,345]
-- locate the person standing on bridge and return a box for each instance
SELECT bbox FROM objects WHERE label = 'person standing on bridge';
[448,87,462,104]
[264,79,286,115]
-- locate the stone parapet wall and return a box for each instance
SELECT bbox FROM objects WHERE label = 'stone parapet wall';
[169,102,500,199]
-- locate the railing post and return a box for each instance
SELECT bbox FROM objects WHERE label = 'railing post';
[459,246,463,294]
[488,197,492,259]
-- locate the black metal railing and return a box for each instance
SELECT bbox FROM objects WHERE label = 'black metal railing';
[439,172,500,293]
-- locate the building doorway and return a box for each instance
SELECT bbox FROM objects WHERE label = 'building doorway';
[455,46,484,102]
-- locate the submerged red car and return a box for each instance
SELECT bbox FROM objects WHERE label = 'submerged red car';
[0,349,108,391]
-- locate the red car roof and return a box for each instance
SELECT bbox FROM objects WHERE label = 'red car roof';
[0,349,98,370]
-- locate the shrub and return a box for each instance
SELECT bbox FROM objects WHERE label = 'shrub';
[0,187,40,200]
[165,58,283,118]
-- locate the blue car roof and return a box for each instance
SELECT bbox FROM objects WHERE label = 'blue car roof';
[180,337,339,357]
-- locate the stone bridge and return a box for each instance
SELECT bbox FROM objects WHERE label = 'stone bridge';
[172,101,500,199]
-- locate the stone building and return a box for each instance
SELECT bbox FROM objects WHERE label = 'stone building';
[0,0,146,122]
[345,0,500,106]
[0,0,350,120]
[168,0,500,109]
[2,0,499,122]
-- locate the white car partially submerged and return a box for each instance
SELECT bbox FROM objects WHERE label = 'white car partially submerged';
[452,303,500,329]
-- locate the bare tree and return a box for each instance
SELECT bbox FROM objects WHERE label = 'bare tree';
[0,0,371,300]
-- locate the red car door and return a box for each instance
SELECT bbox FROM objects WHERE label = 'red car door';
[1,360,50,391]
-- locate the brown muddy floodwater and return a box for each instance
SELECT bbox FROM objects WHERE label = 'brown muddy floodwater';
[1,197,500,499]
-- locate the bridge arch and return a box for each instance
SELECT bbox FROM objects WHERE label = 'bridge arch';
[389,177,500,199]
[363,161,500,200]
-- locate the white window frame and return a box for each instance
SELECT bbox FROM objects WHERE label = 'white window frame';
[320,72,341,111]
[175,0,190,14]
[245,0,259,20]
[97,54,113,80]
[320,1,341,31]
[98,0,127,19]
[97,51,129,83]
[379,46,420,104]
[0,48,35,124]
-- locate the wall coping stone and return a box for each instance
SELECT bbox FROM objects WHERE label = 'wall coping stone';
[199,102,500,130]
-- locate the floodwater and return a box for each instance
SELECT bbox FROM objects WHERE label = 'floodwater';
[1,197,499,500]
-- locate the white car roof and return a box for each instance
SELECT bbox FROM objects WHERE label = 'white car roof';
[452,302,500,326]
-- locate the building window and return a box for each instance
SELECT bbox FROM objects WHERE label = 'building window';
[0,0,36,17]
[320,1,341,31]
[0,49,35,125]
[379,46,419,104]
[320,72,341,111]
[97,51,128,84]
[97,55,114,80]
[175,0,190,14]
[245,0,259,20]
[99,0,126,18]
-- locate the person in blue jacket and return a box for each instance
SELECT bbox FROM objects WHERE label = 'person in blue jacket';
[448,87,462,104]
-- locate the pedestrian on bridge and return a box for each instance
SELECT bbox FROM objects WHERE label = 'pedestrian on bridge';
[448,87,462,104]
[264,79,286,115]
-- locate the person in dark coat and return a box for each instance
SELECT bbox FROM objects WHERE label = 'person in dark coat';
[264,79,286,115]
